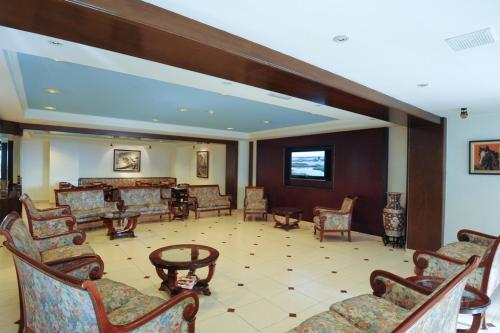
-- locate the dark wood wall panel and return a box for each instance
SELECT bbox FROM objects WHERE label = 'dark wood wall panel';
[257,128,388,236]
[225,142,238,209]
[406,119,446,250]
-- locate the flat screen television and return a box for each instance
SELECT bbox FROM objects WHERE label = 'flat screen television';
[284,146,333,186]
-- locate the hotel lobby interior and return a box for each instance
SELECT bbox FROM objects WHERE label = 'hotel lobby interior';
[0,1,499,332]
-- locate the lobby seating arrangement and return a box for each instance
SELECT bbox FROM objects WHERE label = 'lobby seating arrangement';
[20,193,76,238]
[188,185,232,219]
[313,196,358,242]
[55,187,118,224]
[289,256,480,333]
[79,176,177,188]
[413,229,500,309]
[2,230,199,332]
[118,186,171,220]
[0,212,104,280]
[243,186,268,221]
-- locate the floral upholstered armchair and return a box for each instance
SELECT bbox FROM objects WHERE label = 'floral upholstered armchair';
[243,186,267,221]
[188,185,232,219]
[413,229,499,329]
[0,212,104,280]
[313,196,358,242]
[20,193,76,238]
[4,236,199,333]
[289,256,480,333]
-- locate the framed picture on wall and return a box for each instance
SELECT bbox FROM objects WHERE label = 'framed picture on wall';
[113,149,141,172]
[469,140,500,174]
[196,151,209,178]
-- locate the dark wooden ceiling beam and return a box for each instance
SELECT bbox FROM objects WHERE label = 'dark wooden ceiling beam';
[0,0,440,126]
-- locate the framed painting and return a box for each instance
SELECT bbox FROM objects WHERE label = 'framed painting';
[196,151,209,178]
[469,140,500,174]
[113,149,141,172]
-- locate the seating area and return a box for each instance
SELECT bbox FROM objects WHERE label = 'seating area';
[1,2,499,333]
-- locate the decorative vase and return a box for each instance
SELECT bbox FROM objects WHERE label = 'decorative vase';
[382,192,406,246]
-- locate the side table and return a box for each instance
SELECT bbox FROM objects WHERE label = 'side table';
[100,211,140,240]
[272,207,303,231]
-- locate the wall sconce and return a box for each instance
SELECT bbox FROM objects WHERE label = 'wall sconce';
[460,107,468,119]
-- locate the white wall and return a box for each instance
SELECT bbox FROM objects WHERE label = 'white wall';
[444,113,500,243]
[387,126,408,208]
[20,137,50,201]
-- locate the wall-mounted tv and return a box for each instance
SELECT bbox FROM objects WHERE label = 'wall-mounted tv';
[284,146,334,188]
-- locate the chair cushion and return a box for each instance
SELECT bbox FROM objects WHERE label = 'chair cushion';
[41,244,95,263]
[107,294,166,326]
[315,213,349,230]
[288,310,364,333]
[438,241,487,261]
[93,278,143,313]
[329,294,409,333]
[9,218,41,262]
[73,207,116,222]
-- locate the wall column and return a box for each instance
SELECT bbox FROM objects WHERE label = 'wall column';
[237,140,250,209]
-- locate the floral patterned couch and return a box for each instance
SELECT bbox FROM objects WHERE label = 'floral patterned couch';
[413,229,499,325]
[79,177,176,188]
[0,212,104,281]
[20,193,76,238]
[2,228,199,332]
[55,188,118,224]
[188,185,232,219]
[118,186,170,220]
[289,256,480,333]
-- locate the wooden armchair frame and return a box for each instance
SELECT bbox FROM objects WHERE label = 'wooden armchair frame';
[243,186,268,221]
[313,195,358,242]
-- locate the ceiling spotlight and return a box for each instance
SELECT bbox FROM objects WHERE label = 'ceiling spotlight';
[333,35,349,43]
[44,88,61,94]
[44,106,56,111]
[152,118,159,122]
[208,110,215,115]
[417,83,429,87]
[262,120,271,124]
[49,40,62,46]
[177,107,189,112]
[226,127,235,130]
[460,107,468,119]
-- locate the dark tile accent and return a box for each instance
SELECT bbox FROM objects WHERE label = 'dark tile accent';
[257,235,261,238]
[319,246,324,248]
[127,257,132,260]
[162,237,166,240]
[389,248,394,252]
[144,276,150,279]
[340,290,347,293]
[286,236,290,239]
[174,230,178,232]
[147,246,151,249]
[244,266,250,269]
[227,308,235,312]
[253,243,259,245]
[324,257,330,259]
[287,268,293,271]
[103,272,107,275]
[201,232,205,234]
[363,259,369,261]
[286,245,291,247]
[288,287,295,290]
[222,241,227,244]
[237,283,244,286]
[289,313,297,318]
[191,240,196,242]
[331,271,338,274]
[353,248,359,250]
[403,260,409,263]
[228,234,233,236]
[286,255,292,258]
[250,253,255,255]
[114,244,119,247]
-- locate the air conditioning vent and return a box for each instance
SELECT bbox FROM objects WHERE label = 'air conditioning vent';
[445,28,495,51]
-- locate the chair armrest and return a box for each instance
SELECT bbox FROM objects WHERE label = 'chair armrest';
[31,215,76,238]
[104,201,119,210]
[33,230,86,252]
[370,270,431,309]
[458,229,498,247]
[34,205,72,218]
[413,249,466,277]
[51,256,104,280]
[313,206,339,215]
[221,195,231,202]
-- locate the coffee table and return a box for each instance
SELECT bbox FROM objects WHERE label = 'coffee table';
[272,207,303,231]
[407,276,490,333]
[149,244,219,296]
[100,211,140,240]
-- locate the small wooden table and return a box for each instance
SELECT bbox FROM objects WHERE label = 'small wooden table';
[149,244,219,296]
[100,211,140,240]
[272,207,303,231]
[407,276,490,333]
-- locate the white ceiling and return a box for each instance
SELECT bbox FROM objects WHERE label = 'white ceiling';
[146,0,500,118]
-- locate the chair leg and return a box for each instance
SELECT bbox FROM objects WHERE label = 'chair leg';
[320,231,324,242]
[229,209,232,216]
[314,226,317,235]
[243,213,246,221]
[348,231,352,242]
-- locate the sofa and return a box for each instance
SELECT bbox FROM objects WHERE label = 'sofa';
[289,256,480,333]
[79,176,177,188]
[118,186,171,220]
[187,185,232,219]
[3,227,199,332]
[55,188,118,224]
[0,212,104,281]
[20,193,76,238]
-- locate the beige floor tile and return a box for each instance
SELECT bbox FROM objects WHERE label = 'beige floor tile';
[236,299,289,330]
[198,312,258,333]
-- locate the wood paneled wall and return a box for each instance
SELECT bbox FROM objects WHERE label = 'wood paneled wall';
[257,128,388,236]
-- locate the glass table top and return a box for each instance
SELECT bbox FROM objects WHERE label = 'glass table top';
[160,248,211,263]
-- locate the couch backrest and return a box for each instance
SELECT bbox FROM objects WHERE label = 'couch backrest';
[55,189,105,211]
[394,256,480,333]
[0,213,41,262]
[486,238,500,296]
[340,196,358,214]
[79,177,176,188]
[118,186,162,206]
[188,185,221,199]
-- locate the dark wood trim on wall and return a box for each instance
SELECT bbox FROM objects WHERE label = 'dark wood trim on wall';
[225,142,238,209]
[406,117,446,250]
[248,142,254,186]
[0,0,439,125]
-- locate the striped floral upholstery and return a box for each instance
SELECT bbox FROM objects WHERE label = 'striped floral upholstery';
[118,187,170,218]
[56,189,118,223]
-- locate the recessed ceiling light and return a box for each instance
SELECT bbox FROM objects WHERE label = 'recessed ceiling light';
[333,35,349,43]
[44,106,56,111]
[268,92,292,100]
[49,40,62,46]
[44,88,61,94]
[226,127,235,130]
[177,107,189,112]
[152,118,159,122]
[208,110,215,115]
[417,83,429,87]
[262,120,271,124]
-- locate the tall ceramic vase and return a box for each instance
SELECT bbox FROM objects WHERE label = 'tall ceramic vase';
[382,192,406,247]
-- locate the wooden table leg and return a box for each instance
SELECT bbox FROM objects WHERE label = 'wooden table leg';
[196,263,216,296]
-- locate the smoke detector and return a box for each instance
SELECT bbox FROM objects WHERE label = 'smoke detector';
[445,28,495,51]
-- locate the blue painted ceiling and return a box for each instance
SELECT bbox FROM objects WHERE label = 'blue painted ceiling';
[17,53,332,132]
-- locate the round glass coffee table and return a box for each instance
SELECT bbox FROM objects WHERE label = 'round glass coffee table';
[100,211,140,240]
[407,276,490,333]
[149,244,219,296]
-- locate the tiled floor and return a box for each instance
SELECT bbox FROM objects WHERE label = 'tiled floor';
[1,210,499,332]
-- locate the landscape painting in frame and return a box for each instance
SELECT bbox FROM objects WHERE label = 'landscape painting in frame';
[469,140,500,174]
[197,151,209,178]
[113,149,141,172]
